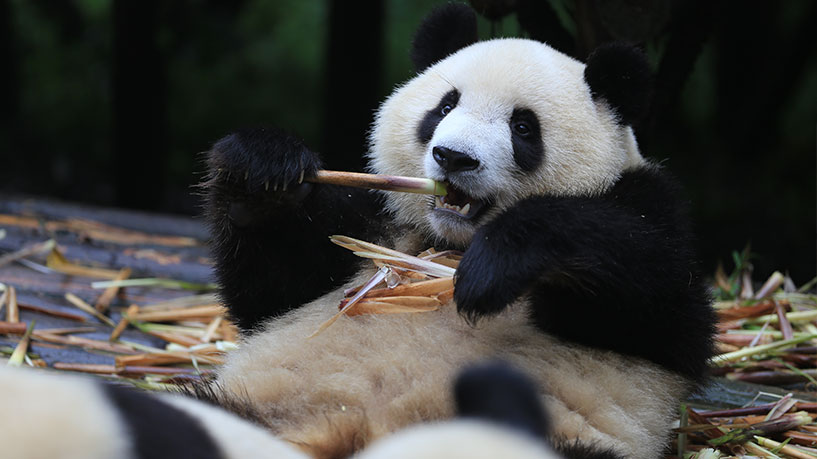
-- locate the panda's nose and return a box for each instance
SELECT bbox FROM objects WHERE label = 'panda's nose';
[432,146,480,173]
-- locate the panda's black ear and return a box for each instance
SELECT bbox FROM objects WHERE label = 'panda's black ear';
[411,3,478,73]
[584,43,652,125]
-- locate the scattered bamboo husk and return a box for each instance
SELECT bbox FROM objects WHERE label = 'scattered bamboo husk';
[311,236,462,336]
[307,170,448,196]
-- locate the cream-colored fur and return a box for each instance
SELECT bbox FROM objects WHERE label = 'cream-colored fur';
[369,38,645,245]
[356,419,560,459]
[216,268,687,458]
[0,367,133,459]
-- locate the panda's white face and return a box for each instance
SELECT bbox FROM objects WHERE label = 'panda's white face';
[369,39,644,246]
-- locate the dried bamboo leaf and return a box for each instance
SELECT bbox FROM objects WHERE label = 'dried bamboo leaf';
[47,248,122,279]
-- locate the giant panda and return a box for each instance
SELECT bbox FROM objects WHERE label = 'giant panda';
[0,3,714,458]
[200,3,715,459]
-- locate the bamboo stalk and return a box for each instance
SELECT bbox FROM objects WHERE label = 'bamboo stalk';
[308,170,447,196]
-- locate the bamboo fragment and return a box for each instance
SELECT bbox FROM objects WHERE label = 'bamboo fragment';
[32,331,138,354]
[18,302,87,322]
[65,293,116,326]
[308,170,447,196]
[95,267,132,312]
[0,321,27,334]
[6,286,17,323]
[109,305,139,341]
[754,435,815,459]
[115,352,224,368]
[201,316,223,343]
[436,288,455,304]
[362,277,454,299]
[129,305,225,322]
[53,363,116,374]
[144,330,203,347]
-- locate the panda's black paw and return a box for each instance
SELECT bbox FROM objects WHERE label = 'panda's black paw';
[454,233,523,324]
[205,126,322,204]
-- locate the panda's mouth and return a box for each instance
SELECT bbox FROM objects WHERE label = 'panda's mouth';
[433,184,488,219]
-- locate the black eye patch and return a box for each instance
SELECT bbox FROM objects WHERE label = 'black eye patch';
[510,108,544,172]
[417,89,460,144]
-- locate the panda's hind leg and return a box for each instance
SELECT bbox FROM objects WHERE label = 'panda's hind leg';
[202,127,382,331]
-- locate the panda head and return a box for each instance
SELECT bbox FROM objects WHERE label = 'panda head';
[368,4,651,246]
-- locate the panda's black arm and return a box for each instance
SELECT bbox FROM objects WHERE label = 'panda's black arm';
[454,166,715,380]
[204,128,384,332]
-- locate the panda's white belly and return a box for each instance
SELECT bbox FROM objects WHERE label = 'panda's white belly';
[215,273,687,458]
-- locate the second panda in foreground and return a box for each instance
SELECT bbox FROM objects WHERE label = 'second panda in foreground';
[203,4,715,458]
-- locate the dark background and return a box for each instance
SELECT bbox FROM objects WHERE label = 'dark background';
[0,0,814,282]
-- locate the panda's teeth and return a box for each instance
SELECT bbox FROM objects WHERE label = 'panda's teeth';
[459,203,471,216]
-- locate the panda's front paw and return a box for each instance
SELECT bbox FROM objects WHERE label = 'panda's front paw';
[206,126,322,203]
[454,233,523,324]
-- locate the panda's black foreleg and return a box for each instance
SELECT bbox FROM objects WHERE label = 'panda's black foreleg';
[454,169,714,379]
[203,127,382,332]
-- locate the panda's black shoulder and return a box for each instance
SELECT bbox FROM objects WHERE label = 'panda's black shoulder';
[607,163,691,224]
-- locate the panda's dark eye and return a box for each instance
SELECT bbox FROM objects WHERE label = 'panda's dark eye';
[513,122,530,136]
[441,104,453,116]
